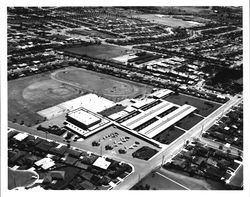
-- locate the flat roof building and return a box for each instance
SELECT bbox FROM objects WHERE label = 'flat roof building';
[66,108,101,130]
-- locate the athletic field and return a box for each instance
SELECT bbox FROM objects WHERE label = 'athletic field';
[132,14,203,28]
[64,44,129,59]
[8,68,151,126]
[8,73,81,126]
[53,67,151,100]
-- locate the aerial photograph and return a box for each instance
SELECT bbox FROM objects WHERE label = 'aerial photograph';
[6,6,244,191]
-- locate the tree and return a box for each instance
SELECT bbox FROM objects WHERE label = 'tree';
[219,145,223,150]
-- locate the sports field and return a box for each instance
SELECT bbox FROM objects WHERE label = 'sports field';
[8,73,81,126]
[64,44,129,59]
[133,14,202,28]
[8,68,151,126]
[53,67,151,100]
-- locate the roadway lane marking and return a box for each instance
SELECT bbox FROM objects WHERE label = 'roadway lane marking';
[156,172,190,190]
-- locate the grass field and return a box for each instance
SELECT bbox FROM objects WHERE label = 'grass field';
[8,68,151,126]
[176,114,204,130]
[133,14,202,28]
[153,126,185,145]
[53,67,151,100]
[64,44,129,59]
[164,94,221,117]
[8,73,81,126]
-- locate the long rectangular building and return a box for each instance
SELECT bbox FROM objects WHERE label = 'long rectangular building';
[139,104,197,138]
[132,98,155,109]
[150,89,173,99]
[121,101,175,130]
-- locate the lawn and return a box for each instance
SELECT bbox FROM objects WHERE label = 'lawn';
[63,44,129,59]
[132,146,158,160]
[153,126,185,145]
[164,94,221,117]
[8,72,80,126]
[175,114,204,130]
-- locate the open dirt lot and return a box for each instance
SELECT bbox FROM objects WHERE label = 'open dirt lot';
[64,44,129,59]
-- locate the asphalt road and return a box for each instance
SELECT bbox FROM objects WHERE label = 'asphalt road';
[8,95,242,190]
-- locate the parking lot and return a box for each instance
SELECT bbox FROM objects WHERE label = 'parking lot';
[82,125,160,158]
